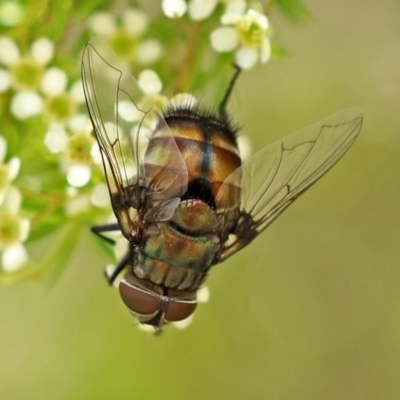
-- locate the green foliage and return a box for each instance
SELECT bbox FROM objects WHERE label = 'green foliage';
[275,0,314,23]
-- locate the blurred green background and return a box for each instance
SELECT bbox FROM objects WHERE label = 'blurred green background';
[1,0,400,399]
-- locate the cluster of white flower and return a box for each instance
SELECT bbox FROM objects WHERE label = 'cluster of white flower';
[0,37,83,120]
[87,9,162,65]
[0,136,30,272]
[0,36,100,190]
[162,0,272,70]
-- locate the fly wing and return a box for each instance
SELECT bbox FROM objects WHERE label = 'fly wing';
[81,39,188,237]
[217,109,363,261]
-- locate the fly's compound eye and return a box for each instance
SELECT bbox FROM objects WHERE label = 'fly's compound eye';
[164,300,197,322]
[119,279,159,317]
[119,278,197,322]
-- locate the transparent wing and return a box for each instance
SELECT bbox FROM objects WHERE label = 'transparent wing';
[217,109,363,261]
[81,39,188,235]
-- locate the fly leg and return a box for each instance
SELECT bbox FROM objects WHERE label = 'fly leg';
[106,250,133,286]
[91,223,132,285]
[91,223,120,245]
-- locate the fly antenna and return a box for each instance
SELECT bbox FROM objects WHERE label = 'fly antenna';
[219,64,241,123]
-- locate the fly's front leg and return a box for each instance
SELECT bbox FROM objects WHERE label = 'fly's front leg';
[91,222,131,285]
[91,223,121,245]
[106,250,133,286]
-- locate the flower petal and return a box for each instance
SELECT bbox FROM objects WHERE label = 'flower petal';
[223,0,246,19]
[67,165,91,187]
[123,9,149,36]
[235,46,258,70]
[41,67,68,96]
[173,315,194,329]
[44,124,68,153]
[68,114,90,132]
[0,68,11,92]
[138,69,162,95]
[0,2,24,27]
[70,80,85,103]
[188,0,217,21]
[210,27,239,52]
[221,1,247,25]
[247,9,269,29]
[7,157,21,181]
[87,12,116,36]
[197,286,210,303]
[260,39,271,63]
[19,218,30,242]
[2,186,22,213]
[0,36,20,66]
[2,243,28,272]
[136,40,163,65]
[162,0,187,18]
[117,100,141,122]
[237,134,252,160]
[0,135,7,162]
[90,183,110,208]
[30,38,54,65]
[10,91,43,120]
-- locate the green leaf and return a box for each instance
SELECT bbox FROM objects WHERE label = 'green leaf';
[43,222,83,290]
[275,0,314,23]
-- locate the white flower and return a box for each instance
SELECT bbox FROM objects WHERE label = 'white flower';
[42,75,88,158]
[211,8,272,70]
[44,113,96,189]
[163,0,222,20]
[0,36,74,120]
[87,9,162,66]
[0,36,54,91]
[0,36,85,126]
[117,70,169,128]
[64,128,96,188]
[0,135,21,202]
[0,137,29,272]
[0,187,30,272]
